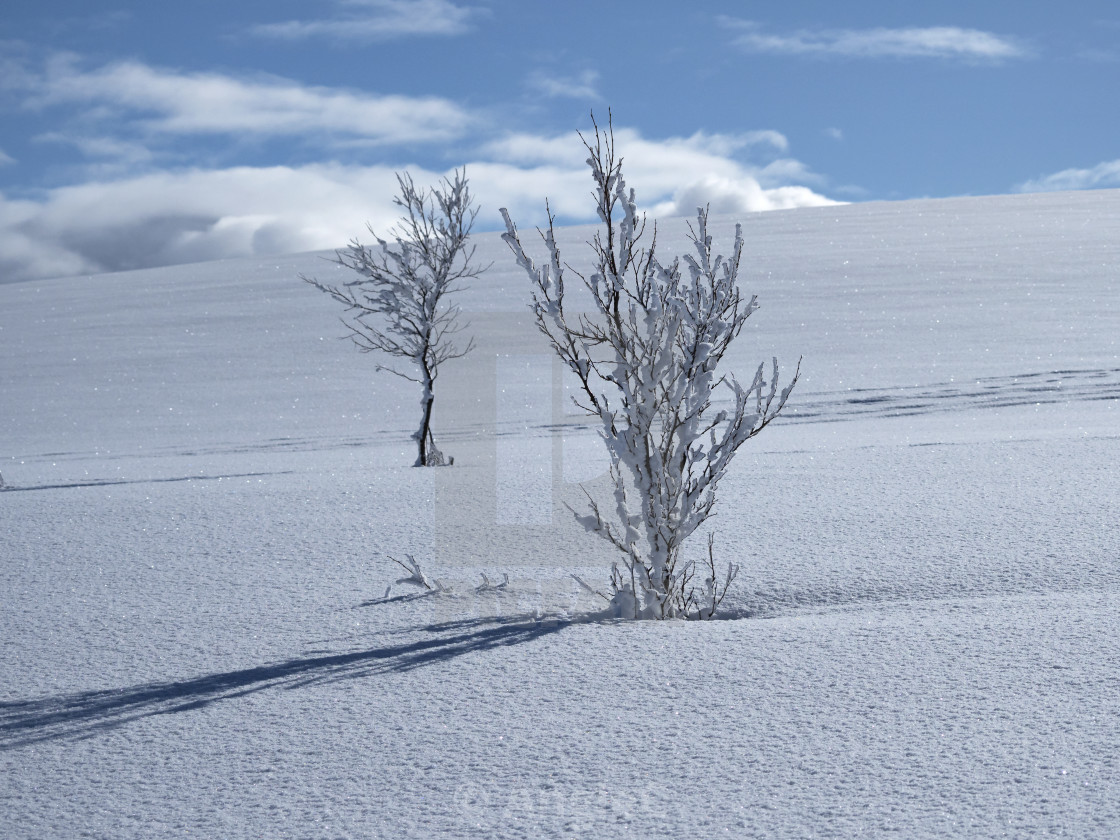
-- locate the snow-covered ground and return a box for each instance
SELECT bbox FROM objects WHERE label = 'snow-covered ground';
[2,189,1119,838]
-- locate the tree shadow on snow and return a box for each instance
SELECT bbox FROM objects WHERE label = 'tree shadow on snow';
[0,615,568,749]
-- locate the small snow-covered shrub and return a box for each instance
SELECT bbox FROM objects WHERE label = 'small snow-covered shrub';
[386,554,449,595]
[304,169,481,466]
[501,115,798,619]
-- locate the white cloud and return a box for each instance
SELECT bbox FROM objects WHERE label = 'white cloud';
[483,127,788,170]
[0,125,840,283]
[825,127,844,141]
[650,177,841,217]
[476,126,834,223]
[743,130,790,152]
[0,147,14,165]
[0,193,93,281]
[527,70,601,100]
[753,157,826,188]
[27,57,472,146]
[251,0,482,41]
[36,132,154,166]
[722,20,1028,61]
[0,165,415,282]
[1016,159,1120,193]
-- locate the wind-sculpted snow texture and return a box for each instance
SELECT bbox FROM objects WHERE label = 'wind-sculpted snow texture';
[2,189,1119,837]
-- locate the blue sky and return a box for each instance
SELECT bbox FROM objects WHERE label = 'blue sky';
[1,0,1118,281]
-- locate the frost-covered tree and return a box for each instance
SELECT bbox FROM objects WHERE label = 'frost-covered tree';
[501,116,799,619]
[305,169,480,466]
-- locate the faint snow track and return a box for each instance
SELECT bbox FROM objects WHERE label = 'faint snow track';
[11,368,1114,469]
[0,470,292,493]
[470,366,1120,443]
[785,366,1120,424]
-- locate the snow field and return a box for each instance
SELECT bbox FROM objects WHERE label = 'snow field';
[2,189,1119,837]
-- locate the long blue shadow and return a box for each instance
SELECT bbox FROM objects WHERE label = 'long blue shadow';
[0,616,568,749]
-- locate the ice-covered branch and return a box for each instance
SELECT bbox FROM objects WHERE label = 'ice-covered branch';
[501,113,800,619]
[304,168,485,466]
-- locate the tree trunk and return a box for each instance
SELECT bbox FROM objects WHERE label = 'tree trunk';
[416,374,435,466]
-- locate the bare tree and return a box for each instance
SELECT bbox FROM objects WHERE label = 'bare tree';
[305,169,481,466]
[501,115,799,619]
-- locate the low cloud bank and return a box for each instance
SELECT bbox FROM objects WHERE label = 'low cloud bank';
[1,129,839,283]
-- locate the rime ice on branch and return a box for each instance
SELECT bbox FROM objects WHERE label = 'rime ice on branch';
[304,169,481,466]
[501,115,799,619]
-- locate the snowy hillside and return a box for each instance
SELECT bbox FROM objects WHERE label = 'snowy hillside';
[2,189,1119,837]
